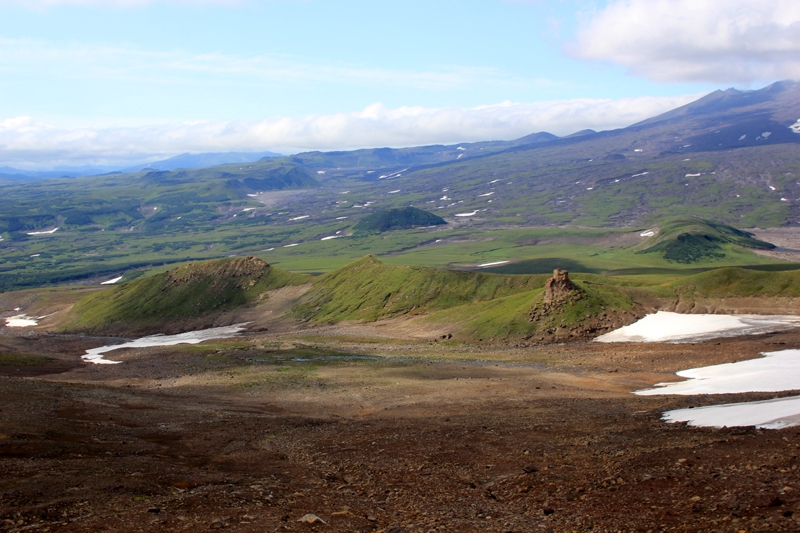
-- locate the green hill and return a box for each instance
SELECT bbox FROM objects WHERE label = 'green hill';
[62,256,309,335]
[670,267,800,298]
[292,255,548,323]
[353,207,446,233]
[423,276,642,342]
[637,218,774,264]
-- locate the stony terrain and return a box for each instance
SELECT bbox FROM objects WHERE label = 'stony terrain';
[2,325,800,533]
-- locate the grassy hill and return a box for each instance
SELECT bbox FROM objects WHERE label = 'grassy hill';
[291,256,645,342]
[353,207,446,233]
[670,267,800,298]
[292,255,549,323]
[62,257,309,335]
[423,277,642,342]
[636,218,774,264]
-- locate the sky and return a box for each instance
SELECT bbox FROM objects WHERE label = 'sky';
[0,0,799,169]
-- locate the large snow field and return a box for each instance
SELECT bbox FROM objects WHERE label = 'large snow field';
[635,349,800,396]
[663,396,800,429]
[596,311,800,344]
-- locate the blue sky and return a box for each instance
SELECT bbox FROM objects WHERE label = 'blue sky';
[0,0,798,168]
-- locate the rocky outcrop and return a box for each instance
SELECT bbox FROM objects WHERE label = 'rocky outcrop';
[544,269,575,303]
[164,256,270,290]
[527,268,645,344]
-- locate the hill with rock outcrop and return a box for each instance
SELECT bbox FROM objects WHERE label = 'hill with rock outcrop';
[62,257,309,336]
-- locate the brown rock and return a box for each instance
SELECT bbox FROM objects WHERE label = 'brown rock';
[544,269,574,303]
[297,513,326,524]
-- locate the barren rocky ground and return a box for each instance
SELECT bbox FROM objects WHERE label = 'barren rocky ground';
[2,327,800,532]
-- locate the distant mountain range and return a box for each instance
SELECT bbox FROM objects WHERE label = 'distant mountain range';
[119,151,283,173]
[3,81,800,290]
[1,81,800,228]
[0,151,283,180]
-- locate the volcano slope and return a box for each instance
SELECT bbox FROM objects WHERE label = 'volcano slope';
[3,313,800,533]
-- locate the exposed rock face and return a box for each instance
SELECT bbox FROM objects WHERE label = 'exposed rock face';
[544,269,574,303]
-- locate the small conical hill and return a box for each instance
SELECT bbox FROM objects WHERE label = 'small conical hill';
[637,218,774,264]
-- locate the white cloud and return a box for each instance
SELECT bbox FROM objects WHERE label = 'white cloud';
[0,94,697,168]
[572,0,800,83]
[0,38,515,92]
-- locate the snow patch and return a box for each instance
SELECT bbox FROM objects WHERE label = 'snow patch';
[631,172,649,178]
[289,215,310,221]
[388,190,400,194]
[663,396,800,429]
[320,236,341,241]
[5,315,38,327]
[790,119,800,134]
[378,168,407,180]
[283,243,299,248]
[454,211,478,217]
[27,227,58,235]
[82,324,248,365]
[639,230,655,237]
[101,276,123,285]
[636,348,800,396]
[738,134,746,141]
[596,311,800,344]
[478,192,494,197]
[685,173,701,177]
[477,261,510,268]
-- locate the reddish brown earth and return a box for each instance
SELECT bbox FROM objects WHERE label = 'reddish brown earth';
[2,328,800,533]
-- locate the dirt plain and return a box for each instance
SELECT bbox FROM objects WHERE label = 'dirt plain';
[2,324,800,533]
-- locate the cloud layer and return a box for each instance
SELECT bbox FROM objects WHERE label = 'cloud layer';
[0,95,697,169]
[573,0,800,83]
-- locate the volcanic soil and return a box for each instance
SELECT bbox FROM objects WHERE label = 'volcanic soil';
[2,327,800,533]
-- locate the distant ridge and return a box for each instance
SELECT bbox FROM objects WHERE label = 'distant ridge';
[123,151,283,173]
